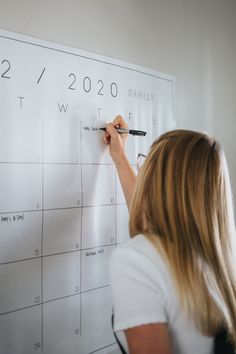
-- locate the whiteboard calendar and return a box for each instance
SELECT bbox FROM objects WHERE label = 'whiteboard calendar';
[0,29,175,354]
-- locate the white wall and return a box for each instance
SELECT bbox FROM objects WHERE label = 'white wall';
[1,0,236,198]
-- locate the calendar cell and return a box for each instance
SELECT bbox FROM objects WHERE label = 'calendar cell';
[43,208,81,255]
[43,295,80,354]
[43,102,81,164]
[0,211,42,263]
[0,89,42,163]
[43,252,80,302]
[0,258,41,314]
[81,115,113,164]
[43,164,82,210]
[82,205,115,249]
[81,245,114,292]
[0,305,41,354]
[80,287,115,354]
[0,164,42,213]
[82,165,115,207]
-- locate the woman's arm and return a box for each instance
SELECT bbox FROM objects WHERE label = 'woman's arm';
[103,116,137,210]
[125,323,172,354]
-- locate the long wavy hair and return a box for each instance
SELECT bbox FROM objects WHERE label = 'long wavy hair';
[129,129,236,346]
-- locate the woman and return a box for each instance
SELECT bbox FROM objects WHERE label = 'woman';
[103,116,236,354]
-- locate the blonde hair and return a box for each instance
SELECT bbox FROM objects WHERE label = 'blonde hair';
[130,129,236,345]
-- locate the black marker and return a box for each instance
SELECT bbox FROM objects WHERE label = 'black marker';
[100,127,146,136]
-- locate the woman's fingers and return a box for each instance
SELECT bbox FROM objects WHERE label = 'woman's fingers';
[113,115,128,129]
[102,115,128,164]
[103,131,110,144]
[106,123,119,138]
[102,115,128,149]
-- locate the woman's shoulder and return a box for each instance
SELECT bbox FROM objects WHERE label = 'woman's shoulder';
[110,235,171,290]
[123,234,154,250]
[112,234,166,265]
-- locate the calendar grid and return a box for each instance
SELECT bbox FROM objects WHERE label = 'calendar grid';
[0,29,175,354]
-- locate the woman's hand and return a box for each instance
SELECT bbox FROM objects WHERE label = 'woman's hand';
[103,115,128,164]
[103,115,136,209]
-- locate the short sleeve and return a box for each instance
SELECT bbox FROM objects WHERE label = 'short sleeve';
[109,244,168,332]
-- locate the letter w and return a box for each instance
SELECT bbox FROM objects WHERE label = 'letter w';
[58,103,69,113]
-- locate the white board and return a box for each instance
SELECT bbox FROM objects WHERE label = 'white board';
[0,29,175,354]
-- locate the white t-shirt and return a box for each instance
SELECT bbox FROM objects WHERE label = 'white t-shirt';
[109,234,213,354]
